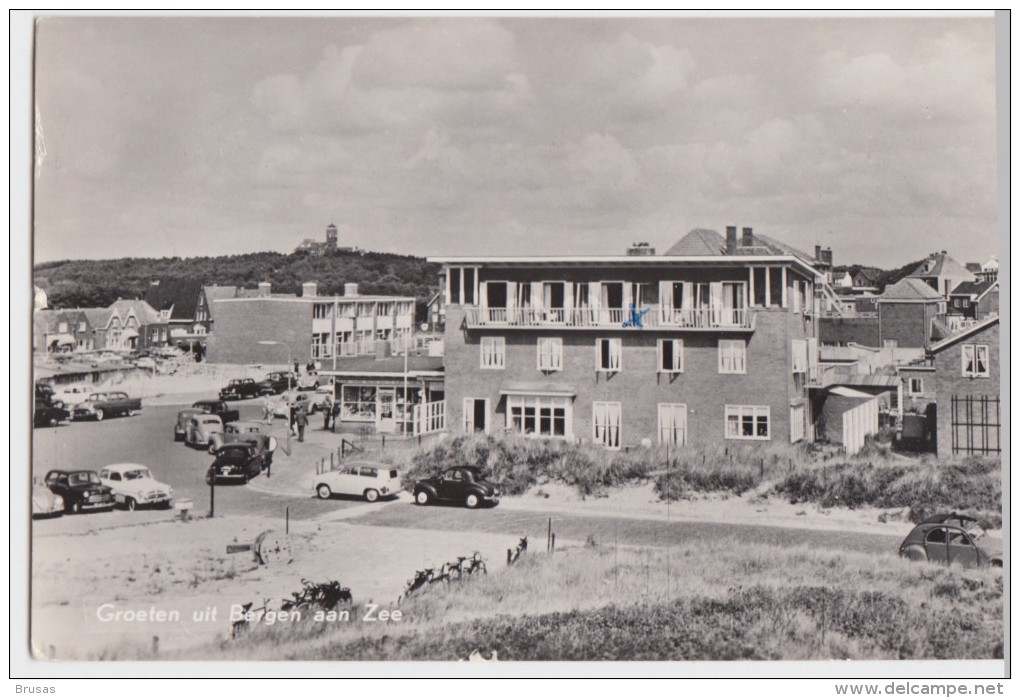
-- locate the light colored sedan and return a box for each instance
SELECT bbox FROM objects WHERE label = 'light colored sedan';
[315,462,401,502]
[32,484,64,518]
[99,464,174,511]
[186,414,224,447]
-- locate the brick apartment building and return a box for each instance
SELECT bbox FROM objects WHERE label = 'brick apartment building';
[430,226,822,450]
[205,282,415,365]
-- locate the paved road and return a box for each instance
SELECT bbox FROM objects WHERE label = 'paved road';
[31,400,363,534]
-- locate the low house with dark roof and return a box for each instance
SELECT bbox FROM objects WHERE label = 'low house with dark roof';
[145,279,204,341]
[33,310,95,353]
[928,316,1000,457]
[907,251,976,298]
[947,280,998,324]
[85,300,166,351]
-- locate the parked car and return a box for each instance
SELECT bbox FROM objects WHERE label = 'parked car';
[412,466,500,509]
[279,391,330,416]
[899,513,1003,568]
[191,400,240,425]
[55,385,91,406]
[315,377,336,395]
[32,483,64,518]
[44,469,115,514]
[72,391,142,421]
[208,421,278,461]
[315,461,401,502]
[34,403,70,428]
[186,414,224,448]
[98,464,174,511]
[259,372,298,395]
[219,378,265,401]
[296,373,320,391]
[174,408,204,442]
[205,442,269,485]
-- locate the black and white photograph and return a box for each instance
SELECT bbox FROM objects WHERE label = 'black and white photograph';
[18,10,1006,679]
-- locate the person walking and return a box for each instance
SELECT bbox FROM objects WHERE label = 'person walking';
[331,399,341,434]
[295,405,308,443]
[262,394,273,425]
[322,396,333,430]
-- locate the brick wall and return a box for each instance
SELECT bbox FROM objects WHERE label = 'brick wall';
[205,299,312,365]
[934,322,1000,456]
[444,305,811,449]
[820,316,880,346]
[879,302,937,349]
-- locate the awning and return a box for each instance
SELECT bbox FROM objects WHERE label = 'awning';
[499,382,577,398]
[50,333,76,346]
[828,386,876,399]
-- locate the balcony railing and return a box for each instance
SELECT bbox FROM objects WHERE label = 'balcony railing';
[310,335,443,360]
[464,306,755,331]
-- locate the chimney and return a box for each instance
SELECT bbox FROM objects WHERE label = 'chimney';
[725,226,737,254]
[302,282,318,298]
[344,283,359,297]
[742,227,754,247]
[815,244,822,260]
[257,282,271,298]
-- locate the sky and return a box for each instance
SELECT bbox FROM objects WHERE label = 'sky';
[32,15,998,268]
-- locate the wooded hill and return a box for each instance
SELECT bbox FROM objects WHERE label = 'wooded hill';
[34,249,441,312]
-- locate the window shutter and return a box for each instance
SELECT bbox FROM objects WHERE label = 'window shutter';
[610,339,622,370]
[530,282,543,314]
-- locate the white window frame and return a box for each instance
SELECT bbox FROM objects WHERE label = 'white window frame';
[790,404,805,444]
[657,339,684,373]
[596,338,622,372]
[480,336,506,370]
[657,403,687,446]
[718,339,747,374]
[725,405,771,441]
[907,377,924,395]
[961,344,990,378]
[537,337,563,372]
[506,395,571,439]
[463,398,490,434]
[592,401,622,450]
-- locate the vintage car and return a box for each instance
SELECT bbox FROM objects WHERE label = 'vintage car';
[208,420,278,459]
[191,400,240,425]
[55,385,92,406]
[412,466,500,509]
[186,414,224,448]
[315,461,401,502]
[44,469,115,514]
[278,391,330,416]
[174,408,204,442]
[219,378,266,401]
[72,391,142,421]
[259,372,298,395]
[34,403,70,428]
[32,483,64,518]
[98,464,174,511]
[205,442,269,485]
[315,377,336,395]
[899,513,1003,568]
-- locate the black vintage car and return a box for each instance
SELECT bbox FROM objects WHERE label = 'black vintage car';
[412,466,500,509]
[205,443,269,485]
[192,400,241,426]
[259,372,298,395]
[219,378,267,401]
[44,469,115,514]
[34,403,70,428]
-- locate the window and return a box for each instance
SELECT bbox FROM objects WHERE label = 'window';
[790,404,805,443]
[537,338,563,371]
[725,405,770,441]
[657,339,683,373]
[907,378,924,395]
[596,338,622,371]
[657,404,687,445]
[791,339,808,374]
[341,386,377,421]
[718,339,747,374]
[79,321,87,332]
[312,303,332,319]
[58,322,68,333]
[480,337,505,369]
[593,402,621,449]
[507,395,569,438]
[961,344,990,378]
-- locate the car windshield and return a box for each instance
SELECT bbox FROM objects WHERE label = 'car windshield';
[124,468,152,480]
[964,521,987,541]
[69,472,100,485]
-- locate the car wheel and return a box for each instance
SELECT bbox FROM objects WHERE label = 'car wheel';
[174,432,183,442]
[94,409,105,421]
[47,417,59,428]
[317,484,332,500]
[465,493,480,509]
[902,546,927,563]
[71,502,81,514]
[415,490,430,506]
[127,409,137,417]
[125,497,137,512]
[364,489,379,503]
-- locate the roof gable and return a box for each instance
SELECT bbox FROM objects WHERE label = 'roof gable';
[929,316,999,354]
[144,279,203,320]
[879,278,944,301]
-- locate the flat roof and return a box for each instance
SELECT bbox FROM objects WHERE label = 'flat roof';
[213,295,415,303]
[428,254,822,278]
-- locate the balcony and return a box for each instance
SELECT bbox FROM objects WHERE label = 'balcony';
[463,306,755,331]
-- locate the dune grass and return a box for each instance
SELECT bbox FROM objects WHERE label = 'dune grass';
[199,537,1002,662]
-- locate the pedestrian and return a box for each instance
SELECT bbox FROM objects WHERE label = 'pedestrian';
[331,400,341,434]
[322,396,333,430]
[262,394,273,425]
[295,405,308,443]
[294,359,300,374]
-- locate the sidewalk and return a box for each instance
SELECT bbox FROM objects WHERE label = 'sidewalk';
[245,422,370,498]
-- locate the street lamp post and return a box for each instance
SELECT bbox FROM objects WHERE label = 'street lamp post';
[258,340,292,453]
